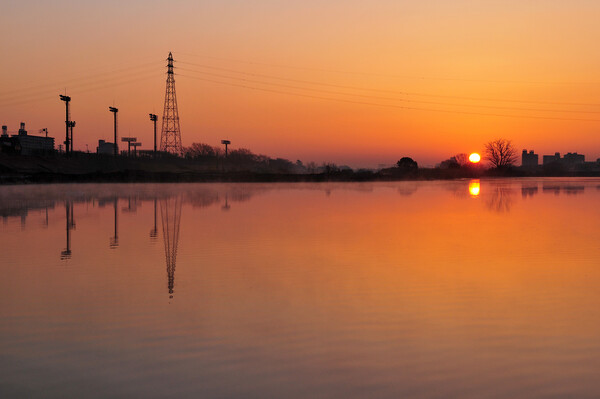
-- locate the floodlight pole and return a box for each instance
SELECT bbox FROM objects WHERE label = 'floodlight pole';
[59,95,71,155]
[109,107,119,155]
[69,121,76,153]
[149,113,157,158]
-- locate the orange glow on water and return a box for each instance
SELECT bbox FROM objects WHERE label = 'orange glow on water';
[2,181,600,396]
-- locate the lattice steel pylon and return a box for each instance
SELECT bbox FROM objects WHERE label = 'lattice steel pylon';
[160,195,182,298]
[160,52,183,155]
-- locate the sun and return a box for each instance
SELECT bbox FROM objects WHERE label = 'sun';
[469,153,481,163]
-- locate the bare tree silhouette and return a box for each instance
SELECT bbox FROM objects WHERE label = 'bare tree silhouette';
[484,139,517,168]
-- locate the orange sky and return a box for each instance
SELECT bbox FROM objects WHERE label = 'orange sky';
[2,1,600,167]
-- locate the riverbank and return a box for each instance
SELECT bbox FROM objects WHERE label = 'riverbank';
[1,153,599,184]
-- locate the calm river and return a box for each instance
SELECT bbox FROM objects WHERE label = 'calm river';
[1,179,599,398]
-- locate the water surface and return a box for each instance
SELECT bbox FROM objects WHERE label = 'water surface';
[1,179,599,398]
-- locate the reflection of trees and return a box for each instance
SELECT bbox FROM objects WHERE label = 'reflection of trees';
[187,186,262,209]
[0,183,396,217]
[226,189,253,203]
[161,196,182,298]
[187,190,220,208]
[121,196,139,213]
[485,186,515,213]
[397,182,419,196]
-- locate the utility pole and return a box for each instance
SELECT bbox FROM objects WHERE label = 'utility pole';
[109,107,119,155]
[59,95,71,155]
[149,113,157,158]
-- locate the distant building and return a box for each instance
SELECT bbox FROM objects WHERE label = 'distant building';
[521,149,538,169]
[542,151,588,172]
[97,139,116,155]
[3,122,55,155]
[543,152,561,165]
[0,125,19,153]
[563,152,585,165]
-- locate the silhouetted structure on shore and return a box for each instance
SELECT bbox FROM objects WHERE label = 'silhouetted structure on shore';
[521,150,539,170]
[543,152,585,167]
[160,52,183,156]
[0,123,54,155]
[97,139,115,154]
[109,107,119,156]
[519,148,599,173]
[60,95,71,155]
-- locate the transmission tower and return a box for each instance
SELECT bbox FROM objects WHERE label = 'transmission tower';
[160,52,182,155]
[160,195,182,298]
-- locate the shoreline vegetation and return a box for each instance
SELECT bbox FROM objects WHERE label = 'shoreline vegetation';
[1,152,599,185]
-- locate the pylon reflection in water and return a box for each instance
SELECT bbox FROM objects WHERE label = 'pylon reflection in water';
[160,196,182,298]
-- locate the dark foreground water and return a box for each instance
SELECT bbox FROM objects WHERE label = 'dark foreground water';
[1,179,599,398]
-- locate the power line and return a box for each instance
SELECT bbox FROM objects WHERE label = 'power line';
[0,55,161,94]
[0,73,163,108]
[0,61,162,101]
[177,67,600,115]
[177,60,600,108]
[0,66,164,104]
[175,51,600,86]
[177,74,600,123]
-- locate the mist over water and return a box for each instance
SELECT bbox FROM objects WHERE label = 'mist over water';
[1,179,599,398]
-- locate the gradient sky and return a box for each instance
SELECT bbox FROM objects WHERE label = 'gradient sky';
[2,0,600,167]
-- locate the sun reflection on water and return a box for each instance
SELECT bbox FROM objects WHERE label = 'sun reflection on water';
[469,180,481,197]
